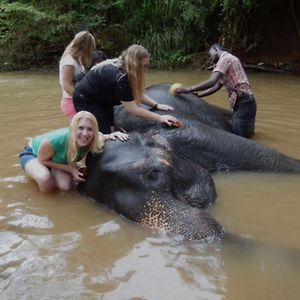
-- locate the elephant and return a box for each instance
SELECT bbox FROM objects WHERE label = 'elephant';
[80,83,300,241]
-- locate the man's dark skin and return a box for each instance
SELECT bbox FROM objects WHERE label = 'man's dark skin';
[175,44,257,139]
[175,45,224,97]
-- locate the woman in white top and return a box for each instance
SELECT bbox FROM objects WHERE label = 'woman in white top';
[59,31,96,119]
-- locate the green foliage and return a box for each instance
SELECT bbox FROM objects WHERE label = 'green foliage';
[120,0,211,57]
[0,0,296,69]
[152,50,191,69]
[0,0,109,69]
[0,1,79,69]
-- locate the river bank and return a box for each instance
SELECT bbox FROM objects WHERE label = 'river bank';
[189,52,300,74]
[1,51,299,75]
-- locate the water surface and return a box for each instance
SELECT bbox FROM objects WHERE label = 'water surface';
[0,69,300,299]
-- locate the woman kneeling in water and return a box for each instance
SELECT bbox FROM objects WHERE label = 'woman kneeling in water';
[19,111,103,192]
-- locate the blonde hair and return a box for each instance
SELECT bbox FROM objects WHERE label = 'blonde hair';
[120,44,150,104]
[67,111,103,166]
[62,31,96,67]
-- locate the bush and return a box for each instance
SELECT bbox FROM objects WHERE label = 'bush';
[0,2,79,69]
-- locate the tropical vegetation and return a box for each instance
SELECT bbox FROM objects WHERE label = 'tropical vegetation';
[0,0,299,70]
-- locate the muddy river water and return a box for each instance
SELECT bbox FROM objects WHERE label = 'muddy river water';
[0,69,300,299]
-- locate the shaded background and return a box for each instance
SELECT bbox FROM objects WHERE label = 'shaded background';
[0,0,299,71]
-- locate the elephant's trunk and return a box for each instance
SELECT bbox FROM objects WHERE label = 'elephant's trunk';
[134,193,225,241]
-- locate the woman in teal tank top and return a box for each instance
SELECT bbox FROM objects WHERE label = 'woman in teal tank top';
[19,111,103,192]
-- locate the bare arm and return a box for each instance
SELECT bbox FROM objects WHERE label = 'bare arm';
[176,71,223,94]
[61,65,75,96]
[196,81,223,98]
[121,100,178,127]
[142,93,174,111]
[189,71,223,92]
[122,100,163,122]
[141,93,157,107]
[37,140,82,180]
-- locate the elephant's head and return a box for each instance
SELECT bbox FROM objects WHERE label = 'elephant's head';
[83,131,221,240]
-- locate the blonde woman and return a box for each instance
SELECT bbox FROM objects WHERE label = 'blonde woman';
[59,31,96,119]
[73,44,179,133]
[19,111,103,193]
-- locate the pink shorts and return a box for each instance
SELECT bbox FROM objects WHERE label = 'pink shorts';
[60,96,76,119]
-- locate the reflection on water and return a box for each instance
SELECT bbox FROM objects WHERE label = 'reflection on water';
[0,70,300,299]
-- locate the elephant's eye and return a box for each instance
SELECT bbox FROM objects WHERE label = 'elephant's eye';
[147,169,160,181]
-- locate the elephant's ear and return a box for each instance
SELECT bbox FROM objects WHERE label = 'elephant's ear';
[170,157,216,209]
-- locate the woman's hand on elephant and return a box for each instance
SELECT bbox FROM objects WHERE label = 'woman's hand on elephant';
[159,115,179,127]
[109,131,129,142]
[157,104,174,111]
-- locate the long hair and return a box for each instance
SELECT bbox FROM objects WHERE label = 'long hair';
[67,111,103,166]
[61,31,96,67]
[119,44,150,104]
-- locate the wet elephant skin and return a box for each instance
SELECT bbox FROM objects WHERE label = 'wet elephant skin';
[81,83,300,241]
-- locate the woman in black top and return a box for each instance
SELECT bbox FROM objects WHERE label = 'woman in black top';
[73,44,179,133]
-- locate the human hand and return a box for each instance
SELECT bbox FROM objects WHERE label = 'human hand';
[70,165,86,182]
[175,88,191,94]
[169,83,183,96]
[109,131,130,142]
[156,104,174,111]
[159,115,180,128]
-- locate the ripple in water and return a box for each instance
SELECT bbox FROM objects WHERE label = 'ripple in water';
[7,211,54,230]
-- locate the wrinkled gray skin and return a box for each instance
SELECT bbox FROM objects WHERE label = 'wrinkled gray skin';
[82,83,300,241]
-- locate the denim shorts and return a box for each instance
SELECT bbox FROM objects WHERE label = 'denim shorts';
[19,145,37,170]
